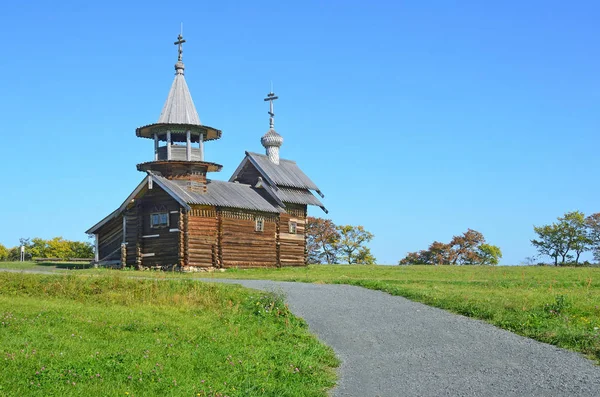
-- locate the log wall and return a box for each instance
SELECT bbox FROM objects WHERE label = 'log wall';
[187,206,218,267]
[279,203,307,267]
[219,209,278,268]
[138,186,180,267]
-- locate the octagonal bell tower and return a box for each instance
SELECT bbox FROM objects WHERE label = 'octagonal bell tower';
[135,33,222,192]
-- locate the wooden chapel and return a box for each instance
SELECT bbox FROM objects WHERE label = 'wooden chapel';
[86,34,327,270]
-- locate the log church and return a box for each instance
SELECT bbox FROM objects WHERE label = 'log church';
[86,34,326,270]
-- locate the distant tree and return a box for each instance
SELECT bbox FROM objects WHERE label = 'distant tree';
[450,229,485,265]
[478,244,503,265]
[399,229,500,265]
[532,211,592,265]
[531,224,562,266]
[7,246,20,261]
[11,237,94,260]
[306,217,340,264]
[586,213,600,262]
[337,225,375,264]
[561,211,592,265]
[355,247,377,265]
[69,240,94,258]
[0,244,8,261]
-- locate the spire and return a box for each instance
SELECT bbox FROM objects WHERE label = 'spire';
[157,32,201,125]
[261,90,283,165]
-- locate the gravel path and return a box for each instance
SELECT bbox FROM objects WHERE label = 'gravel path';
[203,279,600,397]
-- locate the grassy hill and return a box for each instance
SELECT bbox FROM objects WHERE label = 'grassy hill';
[0,272,338,396]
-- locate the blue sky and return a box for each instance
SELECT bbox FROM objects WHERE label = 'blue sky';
[0,1,598,264]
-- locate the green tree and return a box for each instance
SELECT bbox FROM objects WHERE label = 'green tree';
[586,213,600,262]
[532,211,592,265]
[0,243,8,261]
[69,240,94,258]
[337,225,375,264]
[531,224,562,265]
[355,247,376,265]
[478,244,502,265]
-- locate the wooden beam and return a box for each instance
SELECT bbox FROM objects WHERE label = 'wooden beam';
[154,133,159,160]
[94,234,99,262]
[167,130,172,160]
[199,133,204,161]
[186,130,191,161]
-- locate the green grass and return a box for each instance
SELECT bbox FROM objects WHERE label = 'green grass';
[0,272,338,396]
[208,265,600,363]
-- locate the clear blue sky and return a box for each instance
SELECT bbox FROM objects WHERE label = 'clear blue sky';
[1,1,598,264]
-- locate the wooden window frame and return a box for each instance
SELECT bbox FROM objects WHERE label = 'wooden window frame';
[255,217,264,232]
[289,221,297,234]
[150,212,170,229]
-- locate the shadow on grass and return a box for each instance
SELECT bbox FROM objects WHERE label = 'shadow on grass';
[36,262,94,270]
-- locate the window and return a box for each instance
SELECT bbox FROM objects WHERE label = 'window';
[255,217,264,232]
[289,221,297,234]
[150,212,169,228]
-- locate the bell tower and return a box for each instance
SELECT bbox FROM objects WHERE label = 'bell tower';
[135,33,223,192]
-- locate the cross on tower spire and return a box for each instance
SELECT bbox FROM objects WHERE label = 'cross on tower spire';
[264,91,278,129]
[174,33,186,62]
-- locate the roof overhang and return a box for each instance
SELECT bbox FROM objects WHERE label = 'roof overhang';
[137,160,223,173]
[136,123,222,142]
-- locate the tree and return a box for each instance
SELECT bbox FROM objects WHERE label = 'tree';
[478,244,502,265]
[355,247,377,265]
[531,224,562,265]
[399,229,500,265]
[586,213,600,262]
[0,244,8,261]
[561,211,592,265]
[306,217,340,264]
[532,211,592,265]
[449,229,485,265]
[337,225,375,264]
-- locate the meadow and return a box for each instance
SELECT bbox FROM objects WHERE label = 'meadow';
[0,271,338,396]
[2,262,600,367]
[206,265,600,363]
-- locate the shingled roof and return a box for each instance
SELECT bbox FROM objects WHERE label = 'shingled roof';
[231,152,323,192]
[157,61,201,125]
[150,172,284,213]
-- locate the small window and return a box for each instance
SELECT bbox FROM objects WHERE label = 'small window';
[255,217,264,232]
[150,212,169,228]
[289,221,297,234]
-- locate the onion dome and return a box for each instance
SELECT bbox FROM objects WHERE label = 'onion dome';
[261,129,283,148]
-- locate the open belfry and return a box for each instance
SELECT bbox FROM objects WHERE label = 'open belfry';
[86,34,327,270]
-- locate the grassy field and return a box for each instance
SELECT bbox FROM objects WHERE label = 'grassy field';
[2,262,599,364]
[0,272,338,396]
[207,265,600,363]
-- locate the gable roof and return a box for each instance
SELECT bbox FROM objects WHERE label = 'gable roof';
[230,152,323,194]
[86,173,285,234]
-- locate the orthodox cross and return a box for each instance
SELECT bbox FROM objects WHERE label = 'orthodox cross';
[264,91,278,129]
[174,33,186,62]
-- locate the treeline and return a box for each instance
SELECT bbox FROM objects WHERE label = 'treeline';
[531,211,600,266]
[0,237,94,261]
[306,217,376,264]
[399,229,502,266]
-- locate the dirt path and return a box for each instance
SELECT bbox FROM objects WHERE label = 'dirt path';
[204,279,600,397]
